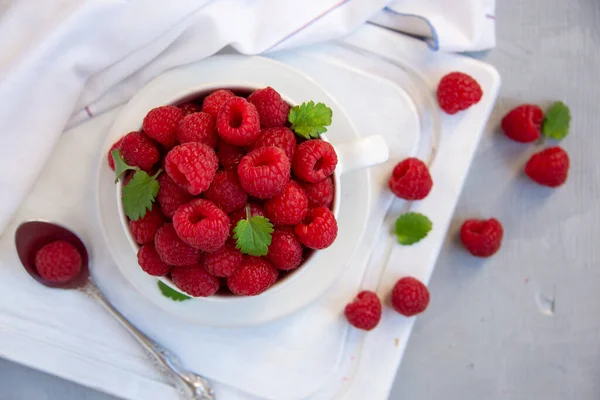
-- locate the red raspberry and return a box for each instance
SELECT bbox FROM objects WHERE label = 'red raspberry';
[142,105,184,148]
[128,207,165,245]
[173,199,230,252]
[202,89,235,118]
[388,158,433,200]
[107,137,124,170]
[229,202,265,235]
[227,256,278,296]
[264,181,308,225]
[249,127,296,160]
[119,131,160,171]
[237,147,291,199]
[460,218,504,257]
[292,140,338,183]
[344,291,382,331]
[154,224,201,266]
[171,265,220,297]
[216,139,246,170]
[216,97,261,146]
[202,240,243,277]
[247,87,290,129]
[302,177,334,209]
[177,112,217,148]
[178,102,201,116]
[502,104,544,143]
[156,173,193,218]
[294,207,338,250]
[137,243,172,276]
[204,170,248,213]
[34,240,82,283]
[436,72,483,114]
[525,146,570,187]
[165,142,218,195]
[391,277,430,317]
[266,227,303,271]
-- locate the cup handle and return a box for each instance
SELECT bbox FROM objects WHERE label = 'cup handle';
[334,135,389,174]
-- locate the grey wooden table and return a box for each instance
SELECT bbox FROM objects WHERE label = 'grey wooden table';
[2,1,599,399]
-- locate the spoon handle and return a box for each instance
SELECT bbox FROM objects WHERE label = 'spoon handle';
[81,280,215,400]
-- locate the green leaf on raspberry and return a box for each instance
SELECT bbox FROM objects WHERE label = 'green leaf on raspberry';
[542,101,571,140]
[394,212,432,245]
[288,101,333,139]
[157,280,191,301]
[112,149,139,183]
[122,169,161,221]
[233,205,274,256]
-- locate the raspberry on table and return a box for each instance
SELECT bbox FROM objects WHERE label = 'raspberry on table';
[229,202,265,235]
[173,199,230,252]
[460,218,504,257]
[501,104,543,143]
[203,170,248,213]
[292,139,338,183]
[171,265,220,297]
[202,240,243,277]
[294,206,338,250]
[266,227,304,271]
[128,207,165,245]
[216,139,246,170]
[119,131,160,171]
[227,256,278,296]
[202,89,236,118]
[436,72,483,114]
[142,105,184,148]
[156,173,193,218]
[344,291,382,331]
[137,243,172,276]
[247,87,290,129]
[391,277,430,317]
[177,112,217,148]
[237,146,291,199]
[216,97,261,146]
[154,224,202,266]
[34,240,82,283]
[302,177,334,209]
[264,181,308,225]
[107,137,124,170]
[178,102,201,116]
[388,158,433,200]
[165,142,218,195]
[525,146,570,187]
[249,126,296,161]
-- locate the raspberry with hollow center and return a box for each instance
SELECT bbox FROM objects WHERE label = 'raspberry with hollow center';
[156,173,193,218]
[292,139,338,183]
[237,146,291,199]
[248,87,290,129]
[302,177,334,209]
[142,105,184,148]
[249,126,296,161]
[154,224,201,266]
[216,139,246,170]
[202,240,243,277]
[119,131,160,171]
[436,72,483,115]
[344,291,382,331]
[177,112,217,148]
[264,181,308,225]
[173,199,230,252]
[216,97,261,146]
[388,158,433,200]
[460,218,503,257]
[501,104,544,143]
[229,202,265,235]
[34,240,82,283]
[164,142,218,195]
[128,207,165,245]
[202,89,236,118]
[227,256,278,296]
[171,265,220,297]
[137,243,172,276]
[294,207,338,250]
[266,227,304,271]
[107,137,124,170]
[203,170,248,213]
[525,146,570,187]
[391,277,430,316]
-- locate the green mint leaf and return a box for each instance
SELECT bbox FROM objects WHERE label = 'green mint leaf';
[288,101,333,139]
[394,212,432,245]
[542,101,571,140]
[122,169,161,221]
[112,149,139,183]
[158,281,191,301]
[233,205,274,256]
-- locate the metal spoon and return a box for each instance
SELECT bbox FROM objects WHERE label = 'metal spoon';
[14,220,215,400]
